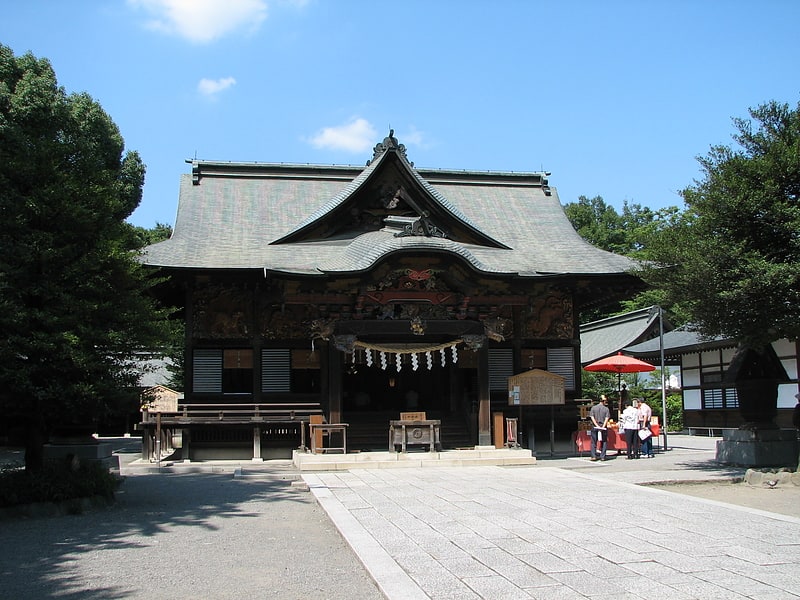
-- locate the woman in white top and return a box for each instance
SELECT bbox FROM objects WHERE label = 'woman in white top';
[621,400,641,459]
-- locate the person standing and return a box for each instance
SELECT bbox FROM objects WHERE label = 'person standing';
[589,396,610,461]
[621,400,641,459]
[638,398,654,458]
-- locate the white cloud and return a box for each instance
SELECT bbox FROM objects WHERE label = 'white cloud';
[309,118,377,153]
[129,0,268,44]
[198,76,237,97]
[399,126,427,148]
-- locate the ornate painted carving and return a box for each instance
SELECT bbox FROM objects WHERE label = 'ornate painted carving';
[483,315,513,342]
[309,318,336,342]
[193,286,252,339]
[524,291,574,339]
[462,335,486,350]
[373,268,443,293]
[259,305,310,340]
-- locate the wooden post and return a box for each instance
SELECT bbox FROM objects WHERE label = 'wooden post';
[328,342,342,424]
[181,427,191,462]
[310,414,324,452]
[252,426,262,461]
[477,345,491,446]
[493,412,504,448]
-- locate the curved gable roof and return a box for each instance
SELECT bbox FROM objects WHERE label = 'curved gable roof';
[142,133,639,280]
[273,133,507,249]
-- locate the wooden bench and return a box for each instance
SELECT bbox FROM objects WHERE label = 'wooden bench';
[687,427,737,437]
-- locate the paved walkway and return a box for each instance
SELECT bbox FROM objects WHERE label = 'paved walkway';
[304,436,800,599]
[3,435,799,599]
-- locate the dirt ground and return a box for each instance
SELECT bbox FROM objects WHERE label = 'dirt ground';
[650,480,800,518]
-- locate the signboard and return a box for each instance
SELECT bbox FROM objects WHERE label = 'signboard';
[507,369,565,406]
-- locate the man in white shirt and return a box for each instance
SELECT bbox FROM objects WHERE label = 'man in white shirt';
[638,398,654,458]
[621,400,641,459]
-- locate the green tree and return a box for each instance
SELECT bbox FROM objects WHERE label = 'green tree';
[642,100,800,425]
[643,100,800,349]
[563,195,628,254]
[564,196,689,324]
[134,222,172,246]
[0,46,175,470]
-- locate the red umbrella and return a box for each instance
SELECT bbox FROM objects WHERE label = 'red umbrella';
[584,352,656,374]
[584,352,655,414]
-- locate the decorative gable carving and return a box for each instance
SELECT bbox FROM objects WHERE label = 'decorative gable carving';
[368,129,411,165]
[272,132,506,249]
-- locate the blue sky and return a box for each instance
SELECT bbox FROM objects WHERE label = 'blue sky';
[2,0,798,228]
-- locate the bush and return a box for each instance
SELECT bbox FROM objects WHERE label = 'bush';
[0,461,122,508]
[666,393,684,432]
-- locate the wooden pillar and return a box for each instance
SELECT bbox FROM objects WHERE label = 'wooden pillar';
[184,286,194,400]
[319,341,330,416]
[477,345,491,446]
[310,414,324,452]
[328,342,342,423]
[493,412,504,448]
[449,364,460,412]
[181,427,191,462]
[252,426,262,461]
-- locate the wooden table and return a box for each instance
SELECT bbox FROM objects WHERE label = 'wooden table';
[309,423,348,454]
[573,424,660,456]
[389,419,441,452]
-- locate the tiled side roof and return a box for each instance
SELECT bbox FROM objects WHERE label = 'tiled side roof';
[579,307,660,364]
[143,158,639,277]
[624,327,733,357]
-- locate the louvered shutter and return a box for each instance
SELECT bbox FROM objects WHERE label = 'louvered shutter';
[262,349,291,392]
[193,349,222,393]
[489,348,514,391]
[546,347,575,390]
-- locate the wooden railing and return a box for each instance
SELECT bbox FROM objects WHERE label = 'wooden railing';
[142,402,324,425]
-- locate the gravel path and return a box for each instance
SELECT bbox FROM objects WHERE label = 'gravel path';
[649,479,800,517]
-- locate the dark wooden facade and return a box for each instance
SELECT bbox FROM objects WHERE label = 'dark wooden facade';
[142,132,643,460]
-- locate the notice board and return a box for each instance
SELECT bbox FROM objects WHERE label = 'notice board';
[508,369,565,406]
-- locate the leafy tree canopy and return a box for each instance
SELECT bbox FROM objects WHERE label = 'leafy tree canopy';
[640,100,800,350]
[133,222,172,246]
[563,196,686,323]
[0,45,176,469]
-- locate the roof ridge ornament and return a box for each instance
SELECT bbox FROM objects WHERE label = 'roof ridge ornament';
[368,129,413,166]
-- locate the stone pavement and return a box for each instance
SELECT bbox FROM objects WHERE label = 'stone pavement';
[3,435,800,599]
[304,435,800,599]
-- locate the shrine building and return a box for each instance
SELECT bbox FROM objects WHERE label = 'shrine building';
[140,131,643,461]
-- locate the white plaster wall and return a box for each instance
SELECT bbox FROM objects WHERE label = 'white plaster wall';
[683,389,702,410]
[683,353,700,368]
[682,369,701,387]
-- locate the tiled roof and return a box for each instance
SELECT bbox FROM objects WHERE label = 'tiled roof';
[580,307,661,364]
[143,144,639,278]
[624,327,733,358]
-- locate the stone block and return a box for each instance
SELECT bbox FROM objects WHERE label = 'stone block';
[716,429,798,468]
